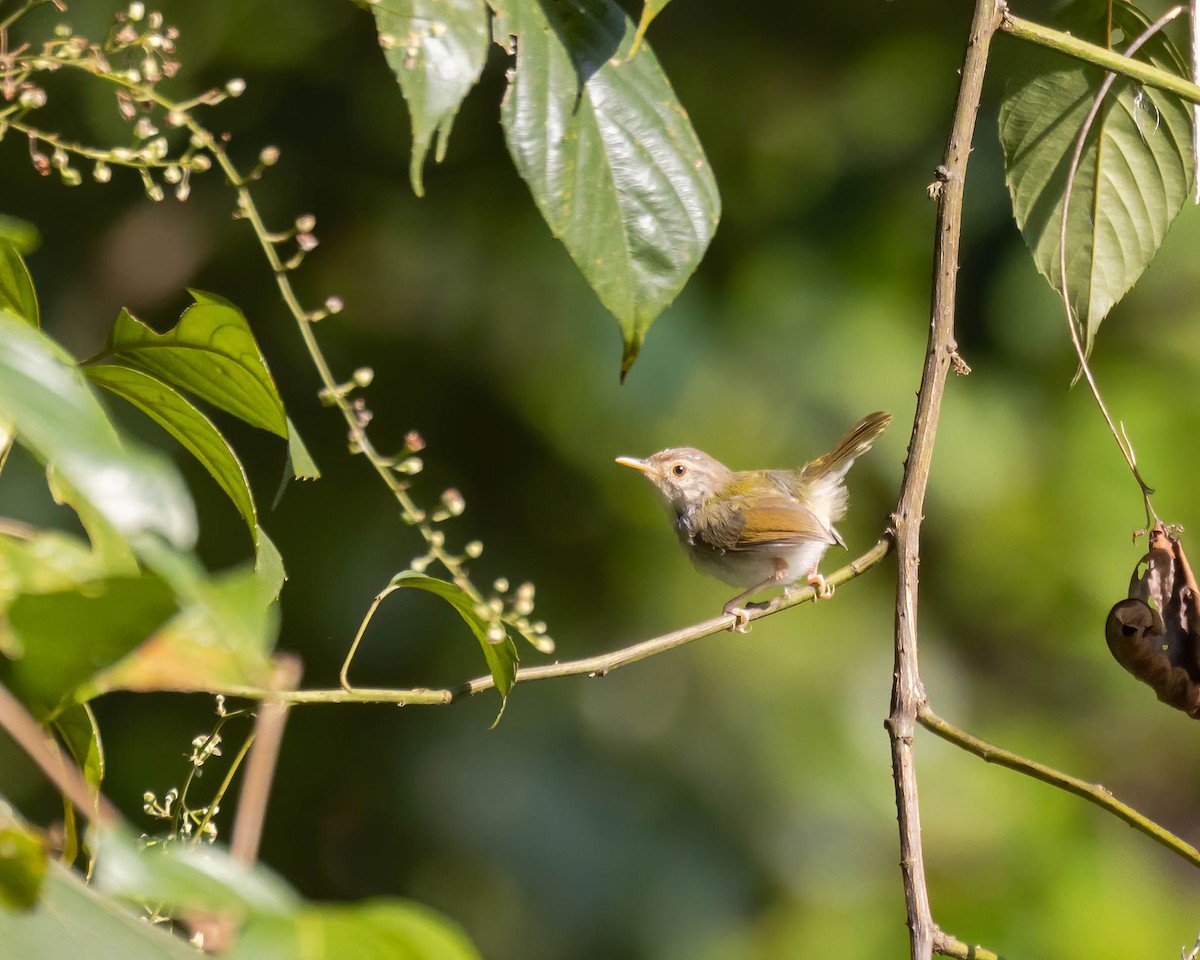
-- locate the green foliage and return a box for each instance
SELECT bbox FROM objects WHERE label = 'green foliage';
[390,571,519,707]
[373,0,490,196]
[366,0,720,376]
[0,310,197,550]
[0,860,202,959]
[0,240,38,328]
[630,0,672,56]
[232,901,483,960]
[0,824,46,911]
[492,0,720,378]
[101,291,287,438]
[3,576,177,718]
[998,0,1194,354]
[85,364,258,547]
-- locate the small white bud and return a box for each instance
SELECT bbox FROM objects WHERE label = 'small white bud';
[225,78,246,97]
[128,2,145,21]
[493,578,510,595]
[324,295,344,314]
[485,622,506,644]
[259,145,280,166]
[464,541,483,558]
[93,161,112,182]
[352,366,374,387]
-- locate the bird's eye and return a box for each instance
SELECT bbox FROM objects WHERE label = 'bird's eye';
[672,463,687,477]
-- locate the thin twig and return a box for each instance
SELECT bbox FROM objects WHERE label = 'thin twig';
[933,932,1004,960]
[213,539,892,706]
[1055,5,1182,527]
[1001,11,1200,105]
[891,0,1004,956]
[919,707,1200,869]
[0,681,119,826]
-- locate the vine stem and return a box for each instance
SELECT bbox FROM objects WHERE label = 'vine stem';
[1053,5,1183,529]
[919,707,1200,867]
[890,0,1004,956]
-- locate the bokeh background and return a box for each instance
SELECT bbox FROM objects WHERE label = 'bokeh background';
[5,0,1200,956]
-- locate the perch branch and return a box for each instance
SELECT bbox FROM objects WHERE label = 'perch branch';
[214,538,892,706]
[890,0,1004,956]
[919,707,1200,869]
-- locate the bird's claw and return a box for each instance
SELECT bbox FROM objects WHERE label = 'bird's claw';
[807,572,834,600]
[725,604,752,633]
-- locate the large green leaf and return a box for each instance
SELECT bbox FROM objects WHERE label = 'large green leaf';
[2,576,177,717]
[0,860,198,959]
[372,0,490,196]
[102,291,287,437]
[492,0,720,379]
[390,571,518,710]
[86,364,258,546]
[91,541,278,694]
[0,311,197,550]
[0,241,38,327]
[230,900,482,960]
[93,827,297,918]
[998,0,1194,354]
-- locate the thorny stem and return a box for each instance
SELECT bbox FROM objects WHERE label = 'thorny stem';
[1054,6,1183,530]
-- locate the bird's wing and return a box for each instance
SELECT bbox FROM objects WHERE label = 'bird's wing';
[697,495,837,553]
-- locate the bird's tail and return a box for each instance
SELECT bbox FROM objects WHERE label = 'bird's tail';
[800,411,891,485]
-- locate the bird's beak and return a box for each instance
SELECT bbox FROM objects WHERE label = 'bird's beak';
[615,456,656,477]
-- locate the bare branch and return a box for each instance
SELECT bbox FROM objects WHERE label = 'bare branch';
[889,0,1005,956]
[919,707,1200,869]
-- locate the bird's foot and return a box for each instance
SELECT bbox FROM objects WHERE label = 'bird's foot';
[807,572,834,600]
[725,603,752,633]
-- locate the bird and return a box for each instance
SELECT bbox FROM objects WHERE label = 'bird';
[616,411,891,630]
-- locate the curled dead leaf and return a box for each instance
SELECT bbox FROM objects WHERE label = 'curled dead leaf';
[1105,523,1200,718]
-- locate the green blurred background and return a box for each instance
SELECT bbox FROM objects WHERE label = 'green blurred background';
[5,0,1200,955]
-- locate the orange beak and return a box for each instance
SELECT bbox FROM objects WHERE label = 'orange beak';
[615,456,656,477]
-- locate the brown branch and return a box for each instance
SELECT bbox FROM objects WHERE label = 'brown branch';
[890,0,1004,956]
[229,654,302,864]
[918,706,1200,869]
[0,681,119,826]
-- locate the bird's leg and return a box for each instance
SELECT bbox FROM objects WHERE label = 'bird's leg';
[723,559,788,633]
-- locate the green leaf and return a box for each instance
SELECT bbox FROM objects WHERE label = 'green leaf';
[53,703,105,792]
[86,364,258,547]
[104,291,287,437]
[2,576,177,717]
[390,571,518,710]
[0,240,38,327]
[492,0,720,379]
[629,0,671,57]
[92,541,278,694]
[92,827,297,918]
[0,215,40,255]
[256,525,287,603]
[0,311,197,550]
[998,0,1194,354]
[53,704,105,866]
[0,825,47,911]
[285,417,319,482]
[230,900,482,960]
[0,860,199,958]
[372,0,490,196]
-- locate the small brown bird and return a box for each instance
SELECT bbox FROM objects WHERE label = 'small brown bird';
[617,411,891,629]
